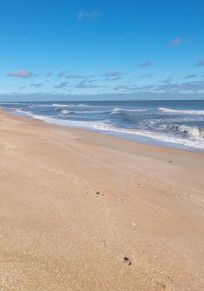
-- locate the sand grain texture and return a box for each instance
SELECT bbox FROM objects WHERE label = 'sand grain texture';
[0,111,204,290]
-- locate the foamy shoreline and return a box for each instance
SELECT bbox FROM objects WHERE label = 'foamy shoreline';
[2,102,204,151]
[0,110,204,290]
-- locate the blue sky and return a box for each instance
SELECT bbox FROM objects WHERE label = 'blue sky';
[0,0,204,101]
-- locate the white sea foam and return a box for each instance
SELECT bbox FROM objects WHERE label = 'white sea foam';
[158,107,204,115]
[52,104,72,108]
[60,110,109,114]
[53,103,90,108]
[12,108,204,150]
[15,109,97,128]
[15,109,33,116]
[178,125,204,140]
[111,107,147,114]
[32,115,96,128]
[61,110,72,115]
[77,110,109,114]
[94,122,204,149]
[29,103,90,108]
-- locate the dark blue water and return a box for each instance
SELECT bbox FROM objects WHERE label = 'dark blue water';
[1,100,204,150]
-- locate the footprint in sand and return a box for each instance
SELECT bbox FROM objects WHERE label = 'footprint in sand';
[96,191,104,196]
[123,257,132,266]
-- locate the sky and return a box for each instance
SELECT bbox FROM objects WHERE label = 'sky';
[0,0,204,101]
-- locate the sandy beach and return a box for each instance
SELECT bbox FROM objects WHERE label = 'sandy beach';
[0,110,204,290]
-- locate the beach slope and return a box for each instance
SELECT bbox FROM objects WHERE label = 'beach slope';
[0,111,204,290]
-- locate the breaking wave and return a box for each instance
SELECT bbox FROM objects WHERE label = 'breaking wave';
[111,107,147,115]
[61,110,72,115]
[178,125,204,140]
[1,100,204,151]
[52,103,90,108]
[94,123,204,149]
[158,107,204,115]
[29,103,90,108]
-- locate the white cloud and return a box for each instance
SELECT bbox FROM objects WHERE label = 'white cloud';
[77,10,99,20]
[171,37,182,46]
[138,61,153,68]
[67,73,85,79]
[7,70,33,78]
[102,70,124,81]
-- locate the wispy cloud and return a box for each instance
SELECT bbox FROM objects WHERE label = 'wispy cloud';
[114,85,134,91]
[77,9,99,20]
[185,74,197,79]
[102,70,124,81]
[155,80,204,93]
[73,78,104,89]
[58,71,66,78]
[46,72,53,78]
[104,70,123,77]
[140,74,152,78]
[138,61,153,68]
[30,83,42,88]
[67,73,85,79]
[197,58,204,66]
[113,78,204,95]
[54,82,68,89]
[75,83,104,89]
[160,77,172,84]
[75,78,97,85]
[170,37,182,46]
[7,70,33,78]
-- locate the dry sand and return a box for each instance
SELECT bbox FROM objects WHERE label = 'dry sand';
[0,110,204,290]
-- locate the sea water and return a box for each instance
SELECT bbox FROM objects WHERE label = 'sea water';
[1,100,204,151]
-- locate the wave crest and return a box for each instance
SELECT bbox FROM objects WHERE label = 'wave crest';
[158,107,204,115]
[111,107,147,115]
[61,110,72,115]
[178,125,204,140]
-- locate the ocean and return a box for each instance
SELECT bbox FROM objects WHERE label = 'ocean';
[1,100,204,151]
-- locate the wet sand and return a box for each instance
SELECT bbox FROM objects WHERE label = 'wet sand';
[0,111,204,290]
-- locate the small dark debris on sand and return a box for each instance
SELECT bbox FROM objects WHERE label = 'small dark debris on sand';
[123,257,132,266]
[169,160,173,163]
[96,191,100,195]
[156,281,166,289]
